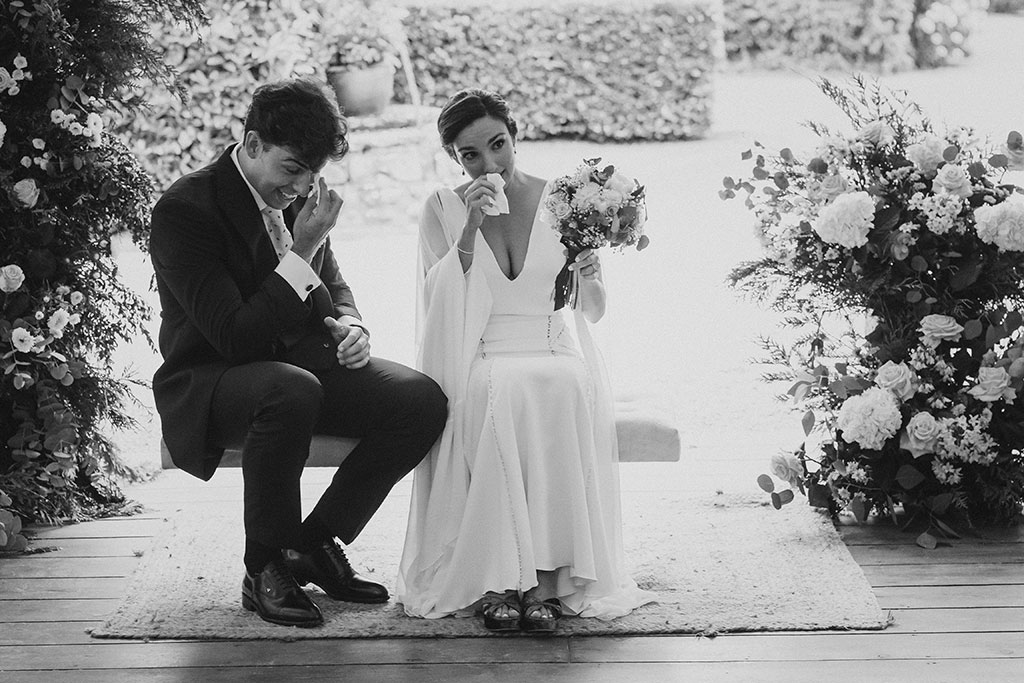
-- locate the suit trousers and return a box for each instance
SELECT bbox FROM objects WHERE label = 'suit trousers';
[208,357,447,548]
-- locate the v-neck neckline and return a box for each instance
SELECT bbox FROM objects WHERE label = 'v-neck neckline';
[479,210,539,282]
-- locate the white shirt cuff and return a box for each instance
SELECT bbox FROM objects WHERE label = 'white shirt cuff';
[276,251,321,300]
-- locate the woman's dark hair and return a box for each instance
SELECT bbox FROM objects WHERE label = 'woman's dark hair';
[244,78,349,169]
[437,88,518,158]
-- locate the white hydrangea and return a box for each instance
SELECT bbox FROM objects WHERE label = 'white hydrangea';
[812,191,876,248]
[975,200,1024,252]
[837,386,902,450]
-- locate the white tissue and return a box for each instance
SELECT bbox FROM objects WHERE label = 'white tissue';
[481,172,509,216]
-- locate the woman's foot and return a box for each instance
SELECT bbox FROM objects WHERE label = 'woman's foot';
[520,594,561,633]
[480,590,521,632]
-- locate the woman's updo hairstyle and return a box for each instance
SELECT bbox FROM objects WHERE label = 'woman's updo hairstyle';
[437,88,518,159]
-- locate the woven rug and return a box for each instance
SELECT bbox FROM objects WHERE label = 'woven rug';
[90,491,887,640]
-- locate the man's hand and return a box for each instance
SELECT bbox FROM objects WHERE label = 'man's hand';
[324,316,370,369]
[292,177,344,262]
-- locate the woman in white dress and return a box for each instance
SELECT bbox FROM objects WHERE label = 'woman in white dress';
[397,89,653,632]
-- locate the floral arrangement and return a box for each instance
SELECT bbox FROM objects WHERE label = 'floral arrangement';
[542,158,649,310]
[319,0,406,71]
[1,0,204,530]
[725,77,1024,538]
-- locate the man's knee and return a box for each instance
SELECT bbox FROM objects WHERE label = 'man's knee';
[396,372,448,435]
[254,363,324,427]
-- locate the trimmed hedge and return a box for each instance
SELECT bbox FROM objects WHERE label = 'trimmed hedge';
[397,0,719,142]
[720,0,990,72]
[721,0,917,72]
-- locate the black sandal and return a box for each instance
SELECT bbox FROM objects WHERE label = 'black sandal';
[480,590,521,632]
[520,595,562,633]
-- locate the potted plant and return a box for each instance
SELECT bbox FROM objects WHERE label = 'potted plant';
[320,1,406,117]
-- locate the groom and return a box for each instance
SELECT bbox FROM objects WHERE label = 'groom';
[150,78,447,627]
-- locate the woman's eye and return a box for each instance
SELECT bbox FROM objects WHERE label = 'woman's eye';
[493,139,505,149]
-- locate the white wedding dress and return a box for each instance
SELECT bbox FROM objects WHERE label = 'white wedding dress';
[397,185,655,620]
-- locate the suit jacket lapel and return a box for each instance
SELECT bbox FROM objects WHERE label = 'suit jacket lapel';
[214,146,278,275]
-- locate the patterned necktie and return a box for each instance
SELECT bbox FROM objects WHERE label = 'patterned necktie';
[262,207,293,260]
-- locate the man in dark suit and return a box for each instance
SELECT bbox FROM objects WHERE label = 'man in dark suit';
[150,78,447,627]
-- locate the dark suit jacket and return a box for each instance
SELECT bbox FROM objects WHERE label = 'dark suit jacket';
[150,146,360,480]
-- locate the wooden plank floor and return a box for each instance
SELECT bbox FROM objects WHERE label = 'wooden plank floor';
[2,468,1022,682]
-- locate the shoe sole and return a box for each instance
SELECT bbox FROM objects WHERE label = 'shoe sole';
[241,591,324,628]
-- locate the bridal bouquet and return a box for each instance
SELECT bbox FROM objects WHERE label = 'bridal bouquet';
[725,77,1024,535]
[542,158,649,310]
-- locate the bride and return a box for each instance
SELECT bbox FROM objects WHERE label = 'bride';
[397,88,654,632]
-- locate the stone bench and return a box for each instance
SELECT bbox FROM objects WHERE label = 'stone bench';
[160,397,680,468]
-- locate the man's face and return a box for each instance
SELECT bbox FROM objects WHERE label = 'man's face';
[241,131,324,210]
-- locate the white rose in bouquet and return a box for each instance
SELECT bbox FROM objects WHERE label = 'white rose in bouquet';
[932,164,974,198]
[837,386,902,450]
[968,366,1016,403]
[899,412,942,458]
[812,191,876,248]
[605,172,636,195]
[974,201,1024,252]
[874,360,918,400]
[905,135,947,173]
[0,264,26,293]
[919,314,964,348]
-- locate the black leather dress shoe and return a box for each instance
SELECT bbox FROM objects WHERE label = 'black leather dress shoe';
[242,558,323,627]
[283,539,389,604]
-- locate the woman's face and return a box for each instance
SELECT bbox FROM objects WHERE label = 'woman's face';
[451,115,515,181]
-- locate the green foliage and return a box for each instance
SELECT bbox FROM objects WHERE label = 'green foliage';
[321,0,405,70]
[398,0,717,142]
[721,0,917,72]
[115,0,330,192]
[721,0,989,72]
[911,0,990,68]
[1,0,203,531]
[989,0,1024,12]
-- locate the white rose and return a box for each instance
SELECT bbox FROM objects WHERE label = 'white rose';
[47,308,71,338]
[11,328,35,353]
[874,360,918,401]
[905,135,947,173]
[12,178,40,208]
[899,412,942,458]
[0,118,6,149]
[818,173,848,199]
[837,386,902,450]
[594,188,624,215]
[856,120,896,147]
[975,201,1024,252]
[70,291,84,305]
[85,112,103,134]
[770,452,803,488]
[13,54,27,70]
[0,68,11,90]
[932,164,974,198]
[68,313,81,325]
[968,366,1016,403]
[812,191,876,248]
[0,264,26,293]
[919,314,964,348]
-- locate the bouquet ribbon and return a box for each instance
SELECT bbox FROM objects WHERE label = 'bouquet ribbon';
[553,238,581,311]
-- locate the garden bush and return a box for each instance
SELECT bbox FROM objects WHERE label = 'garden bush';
[395,0,719,142]
[989,0,1024,12]
[720,0,917,73]
[911,0,990,68]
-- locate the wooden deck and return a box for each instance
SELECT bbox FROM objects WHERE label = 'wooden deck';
[2,468,1022,682]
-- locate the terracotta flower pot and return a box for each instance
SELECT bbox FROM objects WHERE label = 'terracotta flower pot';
[327,63,394,117]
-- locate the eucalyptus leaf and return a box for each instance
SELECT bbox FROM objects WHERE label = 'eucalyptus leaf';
[757,474,775,493]
[915,531,938,550]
